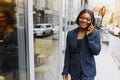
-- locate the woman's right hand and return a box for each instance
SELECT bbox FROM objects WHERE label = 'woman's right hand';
[62,74,68,80]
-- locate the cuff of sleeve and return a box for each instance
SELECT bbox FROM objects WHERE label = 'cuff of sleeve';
[61,72,68,75]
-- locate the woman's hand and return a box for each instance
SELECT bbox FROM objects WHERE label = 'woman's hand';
[62,74,68,80]
[86,24,94,35]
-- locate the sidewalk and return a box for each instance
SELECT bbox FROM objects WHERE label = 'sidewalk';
[95,43,120,80]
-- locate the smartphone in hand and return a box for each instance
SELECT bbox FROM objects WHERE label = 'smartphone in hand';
[87,23,94,35]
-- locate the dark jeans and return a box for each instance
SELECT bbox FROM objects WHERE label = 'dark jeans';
[0,51,18,72]
[0,54,7,69]
[71,72,94,80]
[71,76,94,80]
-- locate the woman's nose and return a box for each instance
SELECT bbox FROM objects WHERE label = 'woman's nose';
[82,19,88,22]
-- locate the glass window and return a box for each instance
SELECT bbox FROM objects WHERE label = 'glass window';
[0,0,27,80]
[33,0,60,80]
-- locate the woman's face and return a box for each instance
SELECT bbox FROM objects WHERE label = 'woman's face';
[0,12,8,27]
[78,12,92,29]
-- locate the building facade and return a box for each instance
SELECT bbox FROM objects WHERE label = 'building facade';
[33,0,59,26]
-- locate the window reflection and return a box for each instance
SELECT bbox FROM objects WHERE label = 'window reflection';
[33,0,60,80]
[0,1,19,80]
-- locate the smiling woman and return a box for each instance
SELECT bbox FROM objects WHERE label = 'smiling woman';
[0,1,19,80]
[0,0,30,80]
[62,9,101,80]
[0,13,7,27]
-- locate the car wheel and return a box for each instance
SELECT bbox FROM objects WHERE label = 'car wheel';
[43,32,46,37]
[119,32,120,38]
[34,33,37,37]
[51,30,53,35]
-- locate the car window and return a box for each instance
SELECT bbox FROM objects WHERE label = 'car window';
[35,25,44,28]
[41,25,44,28]
[35,25,42,28]
[46,25,51,28]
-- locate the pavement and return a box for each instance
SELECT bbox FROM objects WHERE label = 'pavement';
[95,43,120,80]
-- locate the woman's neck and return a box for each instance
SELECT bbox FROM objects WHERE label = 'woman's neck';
[77,27,87,39]
[78,27,87,32]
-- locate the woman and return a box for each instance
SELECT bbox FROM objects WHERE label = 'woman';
[0,8,18,73]
[62,9,101,80]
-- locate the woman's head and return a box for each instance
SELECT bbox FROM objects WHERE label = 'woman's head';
[0,9,16,27]
[76,9,95,29]
[0,11,8,27]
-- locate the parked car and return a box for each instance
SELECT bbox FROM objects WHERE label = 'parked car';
[52,26,59,35]
[100,26,109,45]
[109,27,120,37]
[33,23,53,37]
[52,26,59,40]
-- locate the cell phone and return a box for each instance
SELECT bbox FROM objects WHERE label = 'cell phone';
[87,19,93,31]
[90,19,94,27]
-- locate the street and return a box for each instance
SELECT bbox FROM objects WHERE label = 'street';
[94,31,120,80]
[34,35,60,80]
[95,43,120,80]
[109,33,120,69]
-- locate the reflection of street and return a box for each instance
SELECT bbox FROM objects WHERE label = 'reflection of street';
[34,34,59,40]
[34,37,59,65]
[34,38,59,80]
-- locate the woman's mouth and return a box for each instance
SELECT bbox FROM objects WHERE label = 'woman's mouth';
[81,23,88,26]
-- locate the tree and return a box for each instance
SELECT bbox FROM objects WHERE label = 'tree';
[98,6,106,26]
[109,12,114,25]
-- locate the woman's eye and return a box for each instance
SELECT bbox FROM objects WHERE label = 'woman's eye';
[87,19,91,21]
[80,17,84,19]
[80,17,91,21]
